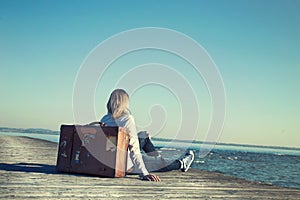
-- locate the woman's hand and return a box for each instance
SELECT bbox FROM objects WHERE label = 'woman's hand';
[141,174,161,182]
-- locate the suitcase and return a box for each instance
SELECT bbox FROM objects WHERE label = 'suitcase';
[56,123,129,178]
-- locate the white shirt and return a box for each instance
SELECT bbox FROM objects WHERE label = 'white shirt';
[101,113,149,176]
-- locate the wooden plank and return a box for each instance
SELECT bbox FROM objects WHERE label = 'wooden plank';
[0,135,299,199]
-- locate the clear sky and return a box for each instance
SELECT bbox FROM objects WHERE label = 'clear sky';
[0,0,299,148]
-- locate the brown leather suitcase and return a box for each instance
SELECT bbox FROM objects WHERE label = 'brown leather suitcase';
[56,123,129,178]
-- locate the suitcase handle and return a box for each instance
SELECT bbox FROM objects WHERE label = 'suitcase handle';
[86,122,106,126]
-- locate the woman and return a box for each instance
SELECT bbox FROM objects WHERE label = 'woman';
[100,89,194,181]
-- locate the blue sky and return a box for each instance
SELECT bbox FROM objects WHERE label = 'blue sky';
[0,0,299,148]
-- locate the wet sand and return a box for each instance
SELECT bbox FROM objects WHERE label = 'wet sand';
[0,135,299,199]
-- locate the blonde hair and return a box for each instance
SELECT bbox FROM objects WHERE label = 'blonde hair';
[106,89,130,119]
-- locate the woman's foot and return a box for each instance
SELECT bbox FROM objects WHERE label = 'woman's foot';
[180,150,195,172]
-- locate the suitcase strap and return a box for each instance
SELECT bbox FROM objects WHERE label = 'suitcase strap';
[86,121,106,126]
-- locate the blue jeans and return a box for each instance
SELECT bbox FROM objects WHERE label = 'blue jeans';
[138,132,181,172]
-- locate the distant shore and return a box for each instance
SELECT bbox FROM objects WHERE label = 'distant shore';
[0,127,59,135]
[0,135,299,199]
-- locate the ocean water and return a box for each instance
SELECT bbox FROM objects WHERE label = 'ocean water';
[1,132,299,190]
[153,140,300,190]
[192,148,300,189]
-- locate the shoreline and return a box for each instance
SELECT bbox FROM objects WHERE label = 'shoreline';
[0,135,299,199]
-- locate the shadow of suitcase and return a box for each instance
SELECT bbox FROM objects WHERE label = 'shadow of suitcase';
[56,123,129,178]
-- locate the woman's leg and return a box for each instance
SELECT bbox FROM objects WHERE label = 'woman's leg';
[138,131,181,172]
[138,131,159,157]
[153,159,182,172]
[150,150,195,172]
[141,155,182,172]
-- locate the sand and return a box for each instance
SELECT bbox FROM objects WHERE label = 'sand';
[0,135,299,199]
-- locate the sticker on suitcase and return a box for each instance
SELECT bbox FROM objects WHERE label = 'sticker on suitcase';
[106,136,117,152]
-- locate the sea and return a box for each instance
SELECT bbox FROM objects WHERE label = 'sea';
[1,131,299,190]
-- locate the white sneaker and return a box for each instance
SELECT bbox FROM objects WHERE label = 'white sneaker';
[181,150,194,172]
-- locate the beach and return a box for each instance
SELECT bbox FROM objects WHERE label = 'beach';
[0,135,299,199]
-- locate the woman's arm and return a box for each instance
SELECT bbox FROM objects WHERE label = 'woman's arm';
[123,115,160,181]
[124,115,150,176]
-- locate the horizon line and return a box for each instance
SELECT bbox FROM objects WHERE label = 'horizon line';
[0,126,299,150]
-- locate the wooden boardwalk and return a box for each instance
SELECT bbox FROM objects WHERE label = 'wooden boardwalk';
[0,135,299,199]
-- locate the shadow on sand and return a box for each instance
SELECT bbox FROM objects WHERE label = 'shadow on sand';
[0,162,130,179]
[0,162,58,174]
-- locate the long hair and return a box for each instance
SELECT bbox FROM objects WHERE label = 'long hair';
[106,89,130,119]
